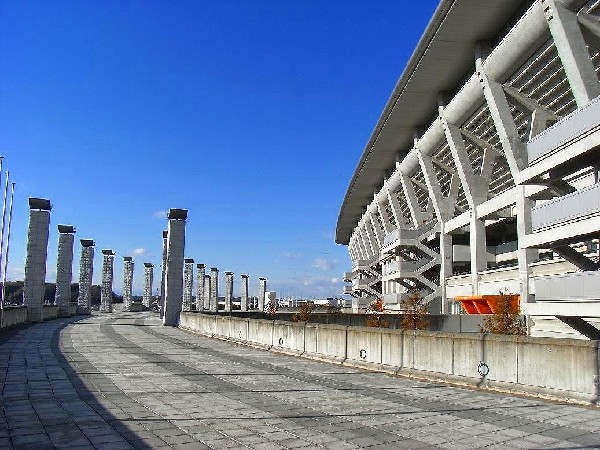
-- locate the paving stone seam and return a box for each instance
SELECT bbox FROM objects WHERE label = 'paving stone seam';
[134,319,600,447]
[101,316,418,449]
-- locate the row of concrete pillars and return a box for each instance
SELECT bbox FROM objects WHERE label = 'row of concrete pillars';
[179,260,268,314]
[160,209,268,326]
[22,201,268,326]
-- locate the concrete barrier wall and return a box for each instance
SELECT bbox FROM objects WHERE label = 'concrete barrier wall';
[314,324,347,363]
[347,326,383,367]
[272,320,305,355]
[1,306,28,328]
[179,312,600,404]
[248,319,273,349]
[230,316,249,342]
[43,305,58,321]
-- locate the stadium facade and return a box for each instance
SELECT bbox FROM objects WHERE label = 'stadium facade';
[336,0,600,338]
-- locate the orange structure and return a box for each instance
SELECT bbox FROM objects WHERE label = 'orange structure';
[454,295,520,315]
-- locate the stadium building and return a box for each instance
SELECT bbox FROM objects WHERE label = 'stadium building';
[336,0,600,338]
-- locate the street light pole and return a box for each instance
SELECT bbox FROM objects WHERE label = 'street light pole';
[1,182,15,312]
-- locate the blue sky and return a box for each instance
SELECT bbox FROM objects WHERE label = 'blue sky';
[0,0,438,297]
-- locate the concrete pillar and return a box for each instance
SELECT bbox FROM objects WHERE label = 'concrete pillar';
[258,277,267,312]
[23,198,51,322]
[55,224,75,317]
[160,230,167,319]
[210,267,218,312]
[196,264,205,311]
[543,0,600,106]
[143,263,154,308]
[224,271,233,312]
[163,209,187,326]
[470,215,487,295]
[100,250,115,313]
[439,230,453,314]
[183,258,194,312]
[77,239,95,314]
[204,274,211,311]
[122,256,134,311]
[240,274,249,312]
[517,185,536,308]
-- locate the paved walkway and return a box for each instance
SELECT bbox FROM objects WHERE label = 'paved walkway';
[1,312,600,450]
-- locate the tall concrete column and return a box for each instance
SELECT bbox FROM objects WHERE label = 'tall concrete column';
[196,264,205,311]
[143,263,154,308]
[470,215,487,295]
[439,229,453,314]
[55,224,75,317]
[122,256,134,311]
[240,274,249,312]
[163,209,187,326]
[210,267,218,312]
[182,258,194,312]
[23,198,51,322]
[204,274,211,311]
[100,250,115,313]
[160,230,167,319]
[258,277,267,312]
[517,185,536,308]
[77,239,94,314]
[224,271,233,312]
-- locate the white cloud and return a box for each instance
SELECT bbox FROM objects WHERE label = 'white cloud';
[283,252,300,260]
[132,248,147,256]
[152,210,168,219]
[312,257,337,271]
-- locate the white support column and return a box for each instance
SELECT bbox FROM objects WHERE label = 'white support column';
[210,267,219,312]
[469,214,487,295]
[100,250,115,313]
[196,264,205,311]
[23,198,51,322]
[122,256,134,311]
[439,229,453,314]
[358,226,372,260]
[77,239,94,314]
[258,277,267,312]
[376,198,392,235]
[440,109,489,208]
[362,223,377,259]
[368,212,383,250]
[476,59,527,179]
[416,149,454,222]
[143,263,154,308]
[55,225,75,317]
[163,208,187,326]
[224,271,233,312]
[240,274,249,312]
[385,184,403,229]
[543,0,600,106]
[182,258,194,312]
[516,185,537,309]
[399,171,426,228]
[440,107,488,294]
[355,232,367,260]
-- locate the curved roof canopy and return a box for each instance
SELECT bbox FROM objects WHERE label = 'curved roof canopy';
[335,0,527,245]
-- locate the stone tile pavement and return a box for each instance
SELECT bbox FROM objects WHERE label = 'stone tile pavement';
[1,311,600,449]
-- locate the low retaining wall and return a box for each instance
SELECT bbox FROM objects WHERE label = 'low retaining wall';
[43,305,59,321]
[179,312,600,405]
[1,306,28,328]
